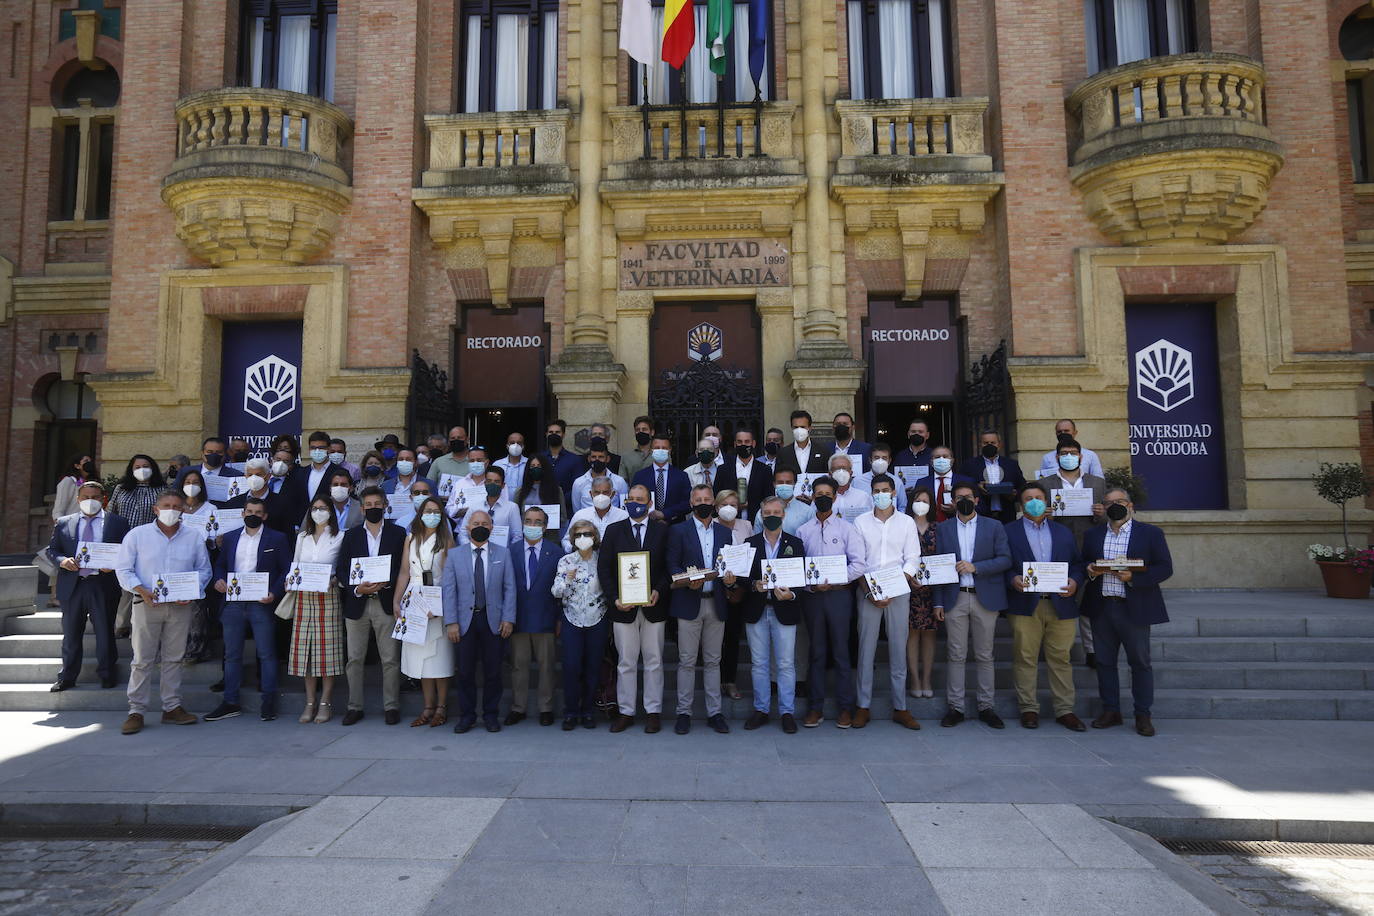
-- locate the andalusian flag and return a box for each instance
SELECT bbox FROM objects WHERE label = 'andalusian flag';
[706,0,733,75]
[619,0,657,65]
[661,0,695,69]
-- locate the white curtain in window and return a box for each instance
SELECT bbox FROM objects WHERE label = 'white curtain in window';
[494,14,530,111]
[687,5,714,103]
[639,5,671,103]
[248,17,266,87]
[277,15,312,94]
[542,11,558,108]
[1164,0,1188,54]
[1084,0,1102,73]
[927,0,947,97]
[1113,0,1151,64]
[323,14,337,101]
[464,15,482,112]
[847,1,866,99]
[877,0,914,99]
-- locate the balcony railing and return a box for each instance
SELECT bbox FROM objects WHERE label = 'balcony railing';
[1067,52,1271,167]
[608,101,797,164]
[832,98,994,180]
[423,110,569,172]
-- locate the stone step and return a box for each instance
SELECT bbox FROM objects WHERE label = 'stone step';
[4,611,63,635]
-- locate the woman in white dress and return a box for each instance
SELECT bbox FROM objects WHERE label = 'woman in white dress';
[394,495,456,727]
[290,497,346,723]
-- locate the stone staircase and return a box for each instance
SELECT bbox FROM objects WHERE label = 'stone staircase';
[1,586,1370,720]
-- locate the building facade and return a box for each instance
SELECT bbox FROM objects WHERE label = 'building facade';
[1,0,1371,586]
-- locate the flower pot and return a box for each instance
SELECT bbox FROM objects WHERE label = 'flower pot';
[1316,560,1373,599]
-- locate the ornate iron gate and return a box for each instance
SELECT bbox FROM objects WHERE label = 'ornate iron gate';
[406,349,456,446]
[958,340,1014,454]
[648,356,764,459]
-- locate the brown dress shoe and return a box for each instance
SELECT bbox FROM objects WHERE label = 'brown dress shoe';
[1135,715,1156,737]
[1056,713,1087,732]
[121,713,144,735]
[160,706,198,726]
[1020,711,1039,729]
[836,709,853,729]
[892,710,921,730]
[1092,710,1124,730]
[851,707,870,729]
[645,713,661,734]
[803,709,823,728]
[609,714,633,733]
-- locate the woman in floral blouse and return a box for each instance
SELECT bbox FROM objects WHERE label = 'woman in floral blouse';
[551,518,607,730]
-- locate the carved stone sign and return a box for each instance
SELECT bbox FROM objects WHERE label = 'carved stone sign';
[618,239,791,290]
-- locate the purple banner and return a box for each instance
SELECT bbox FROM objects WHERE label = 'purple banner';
[1125,303,1227,510]
[218,321,303,458]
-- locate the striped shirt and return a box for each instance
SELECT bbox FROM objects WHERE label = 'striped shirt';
[1101,520,1132,598]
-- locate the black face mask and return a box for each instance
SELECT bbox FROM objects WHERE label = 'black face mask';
[590,459,607,473]
[364,507,386,524]
[955,497,977,517]
[634,431,652,447]
[231,450,249,462]
[735,445,753,461]
[813,495,834,513]
[547,433,563,449]
[527,466,544,481]
[203,453,223,468]
[469,525,491,543]
[908,434,925,449]
[762,515,783,532]
[1056,431,1074,445]
[697,451,715,466]
[485,483,503,499]
[1106,503,1129,522]
[589,436,608,452]
[692,503,715,520]
[981,443,999,459]
[81,463,94,478]
[834,424,850,442]
[364,465,382,477]
[764,441,779,456]
[450,439,466,454]
[243,515,264,530]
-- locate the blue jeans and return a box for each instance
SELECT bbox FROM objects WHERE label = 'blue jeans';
[221,600,278,704]
[1092,599,1154,716]
[560,616,609,718]
[746,607,796,715]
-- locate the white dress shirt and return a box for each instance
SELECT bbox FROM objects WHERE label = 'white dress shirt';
[853,471,907,512]
[571,470,629,513]
[932,472,956,508]
[493,456,527,500]
[684,463,715,489]
[955,515,978,587]
[562,505,629,552]
[853,509,921,577]
[455,499,521,547]
[694,517,719,595]
[832,486,874,521]
[234,526,261,575]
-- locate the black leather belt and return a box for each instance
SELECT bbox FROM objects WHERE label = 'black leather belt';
[1102,596,1127,602]
[958,587,977,593]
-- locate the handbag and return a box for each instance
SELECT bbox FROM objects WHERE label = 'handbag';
[31,549,57,579]
[274,590,299,621]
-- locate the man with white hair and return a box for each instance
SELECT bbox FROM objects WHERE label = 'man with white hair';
[683,439,719,489]
[562,476,628,551]
[444,509,516,734]
[223,456,294,535]
[827,453,874,522]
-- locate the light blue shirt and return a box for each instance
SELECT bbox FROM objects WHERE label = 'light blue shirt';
[956,515,979,587]
[493,456,527,501]
[116,520,212,595]
[753,497,816,536]
[853,471,907,512]
[1038,446,1103,479]
[695,518,718,595]
[1021,516,1053,564]
[571,471,629,513]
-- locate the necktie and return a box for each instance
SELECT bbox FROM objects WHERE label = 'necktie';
[473,547,487,610]
[634,523,644,548]
[527,545,537,590]
[655,468,666,510]
[80,516,95,577]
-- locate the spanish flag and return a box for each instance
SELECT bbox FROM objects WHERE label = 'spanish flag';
[661,0,695,69]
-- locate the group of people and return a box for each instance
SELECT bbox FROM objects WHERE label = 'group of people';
[45,411,1172,738]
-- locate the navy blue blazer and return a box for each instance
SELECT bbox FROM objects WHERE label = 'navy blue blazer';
[713,459,774,520]
[1079,521,1173,626]
[631,464,692,523]
[1003,517,1085,620]
[666,518,732,621]
[958,455,1026,519]
[599,518,672,624]
[739,531,805,626]
[334,522,408,618]
[829,441,872,473]
[512,537,565,633]
[931,515,1012,612]
[213,526,293,600]
[46,511,130,605]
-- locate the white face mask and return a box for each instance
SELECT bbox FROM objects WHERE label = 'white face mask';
[133,466,152,482]
[791,426,809,443]
[871,458,889,475]
[79,498,102,516]
[310,508,331,525]
[832,469,851,487]
[157,508,182,526]
[271,461,290,477]
[468,461,486,476]
[591,493,612,511]
[183,484,202,499]
[246,475,266,492]
[872,492,893,511]
[507,443,524,458]
[705,435,720,449]
[309,448,328,464]
[717,504,738,522]
[328,452,345,465]
[932,457,953,475]
[574,535,595,552]
[911,500,931,518]
[330,486,350,503]
[395,460,415,477]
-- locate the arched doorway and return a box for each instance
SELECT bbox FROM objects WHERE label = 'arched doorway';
[34,376,99,510]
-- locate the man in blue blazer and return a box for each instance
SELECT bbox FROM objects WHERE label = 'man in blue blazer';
[506,507,566,727]
[443,509,517,733]
[631,434,691,523]
[47,481,130,692]
[932,482,1012,728]
[957,430,1026,523]
[827,411,872,472]
[174,436,244,505]
[667,485,733,735]
[1081,488,1174,737]
[1004,482,1087,731]
[205,497,293,722]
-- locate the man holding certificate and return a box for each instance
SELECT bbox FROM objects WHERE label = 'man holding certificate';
[336,486,407,726]
[852,474,922,731]
[47,481,130,693]
[115,490,212,735]
[932,482,1012,729]
[667,485,734,735]
[1004,483,1087,731]
[734,497,805,733]
[206,497,293,723]
[1034,437,1107,669]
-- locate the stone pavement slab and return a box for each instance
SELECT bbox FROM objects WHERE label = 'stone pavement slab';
[922,866,1219,916]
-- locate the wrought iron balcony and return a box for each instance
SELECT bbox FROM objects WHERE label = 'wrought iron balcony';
[605,101,801,186]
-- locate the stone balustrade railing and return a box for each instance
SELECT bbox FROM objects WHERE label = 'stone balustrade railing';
[835,97,990,160]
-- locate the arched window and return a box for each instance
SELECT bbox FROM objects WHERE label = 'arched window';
[460,0,560,112]
[630,0,774,105]
[1085,0,1195,74]
[1343,10,1374,183]
[846,0,952,100]
[34,377,99,508]
[238,0,338,100]
[49,65,118,223]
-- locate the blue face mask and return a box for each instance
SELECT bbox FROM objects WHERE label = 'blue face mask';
[381,448,397,461]
[309,448,327,464]
[1058,454,1080,471]
[523,524,544,541]
[412,493,430,509]
[932,457,952,474]
[651,448,670,465]
[625,501,649,519]
[421,513,442,529]
[775,484,794,501]
[1023,498,1047,518]
[872,492,893,510]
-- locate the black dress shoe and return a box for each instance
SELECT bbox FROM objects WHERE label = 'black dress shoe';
[1056,713,1087,732]
[260,696,278,721]
[708,713,730,734]
[744,710,769,730]
[645,714,661,734]
[780,714,797,734]
[209,680,224,693]
[49,680,75,693]
[454,719,475,734]
[977,708,1006,730]
[1084,652,1097,670]
[384,709,401,725]
[1135,715,1156,737]
[100,677,117,689]
[341,709,365,726]
[562,717,576,731]
[504,711,525,726]
[940,709,965,728]
[540,712,555,727]
[674,714,691,735]
[581,715,596,729]
[484,719,501,733]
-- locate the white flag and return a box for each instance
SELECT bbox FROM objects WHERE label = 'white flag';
[619,0,657,66]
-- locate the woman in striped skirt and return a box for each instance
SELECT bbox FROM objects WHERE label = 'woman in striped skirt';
[290,496,346,723]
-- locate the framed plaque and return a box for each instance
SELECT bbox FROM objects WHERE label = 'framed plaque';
[617,551,652,606]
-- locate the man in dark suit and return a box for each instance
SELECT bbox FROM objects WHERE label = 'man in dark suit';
[443,509,517,733]
[174,436,244,497]
[631,434,691,524]
[1082,488,1174,737]
[1004,483,1087,732]
[667,485,733,734]
[205,497,293,722]
[46,481,129,691]
[932,482,1012,729]
[958,429,1026,523]
[506,507,565,727]
[222,458,295,536]
[335,486,407,726]
[927,445,978,522]
[731,496,805,733]
[600,484,671,733]
[828,411,872,473]
[774,409,831,478]
[713,427,774,520]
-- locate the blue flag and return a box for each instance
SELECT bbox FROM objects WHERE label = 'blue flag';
[748,0,769,96]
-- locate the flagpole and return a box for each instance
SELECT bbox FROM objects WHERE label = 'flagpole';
[716,74,725,158]
[678,68,688,160]
[641,68,652,159]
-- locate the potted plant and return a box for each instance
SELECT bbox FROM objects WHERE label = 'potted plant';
[1311,462,1373,599]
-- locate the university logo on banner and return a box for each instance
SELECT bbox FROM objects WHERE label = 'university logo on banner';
[688,322,724,362]
[243,355,298,424]
[219,321,304,458]
[1134,339,1194,413]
